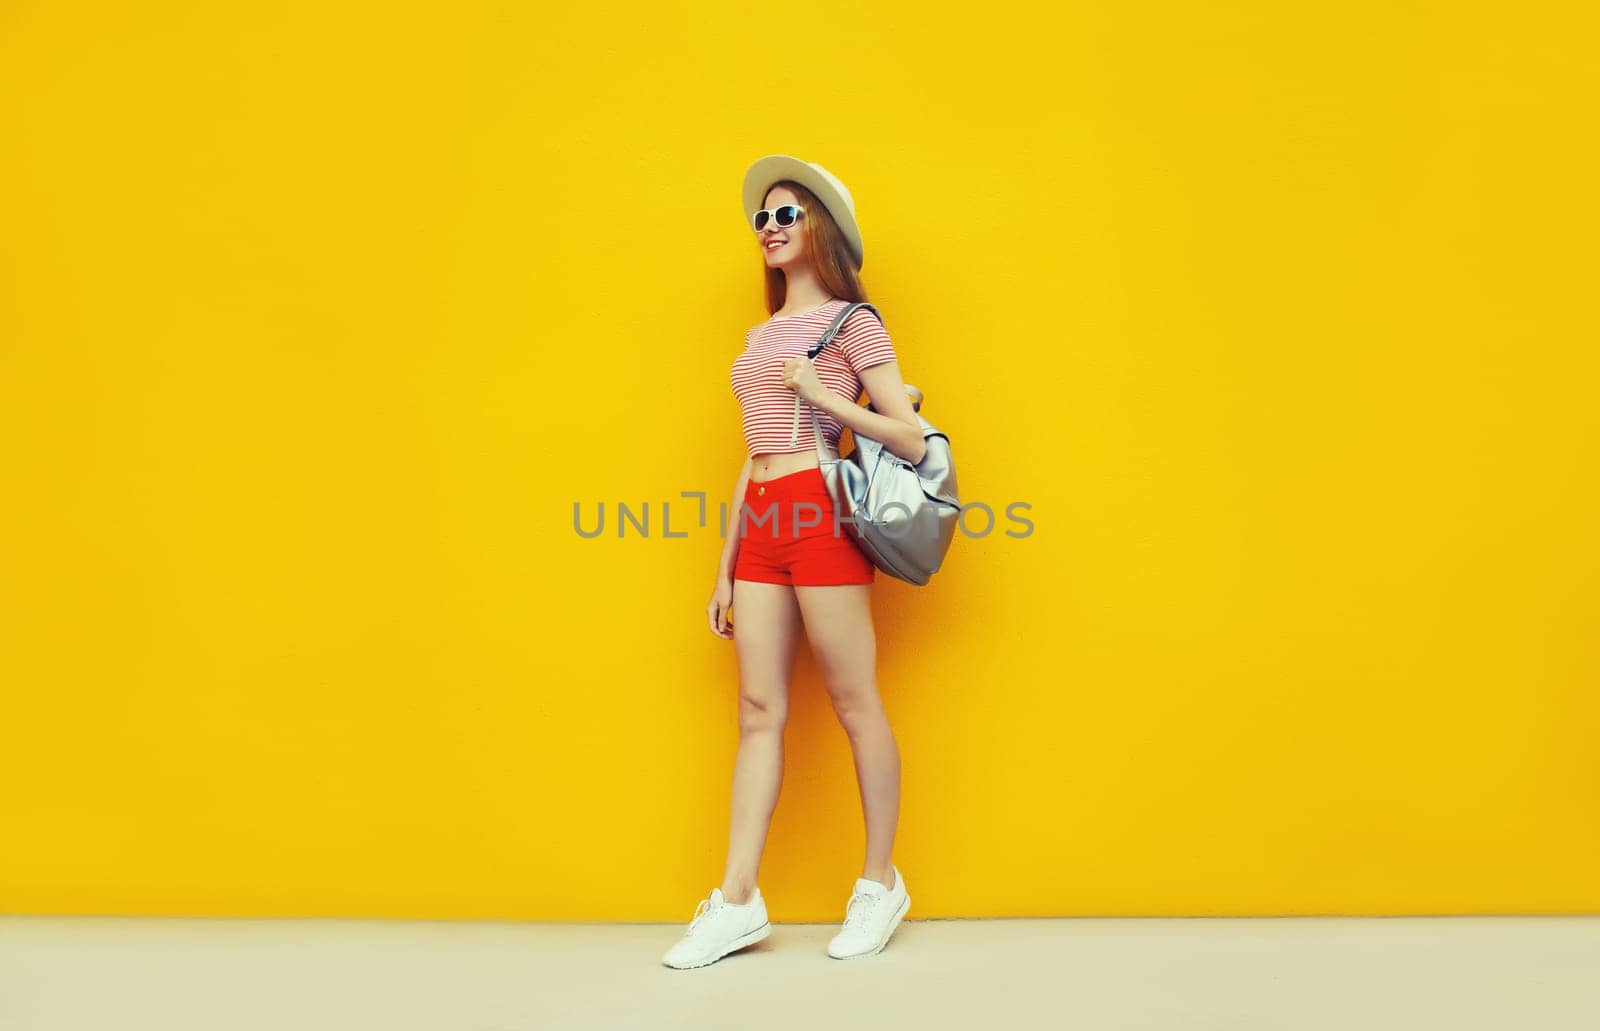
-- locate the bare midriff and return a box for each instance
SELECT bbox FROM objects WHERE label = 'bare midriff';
[750,446,839,482]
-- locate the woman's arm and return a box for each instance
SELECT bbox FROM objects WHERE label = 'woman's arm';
[717,456,753,582]
[806,361,927,465]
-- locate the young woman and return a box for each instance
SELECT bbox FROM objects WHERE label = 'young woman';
[662,156,927,969]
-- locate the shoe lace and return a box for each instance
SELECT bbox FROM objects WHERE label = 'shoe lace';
[686,896,719,936]
[842,890,879,930]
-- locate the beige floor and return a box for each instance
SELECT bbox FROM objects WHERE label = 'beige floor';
[2,913,1598,1030]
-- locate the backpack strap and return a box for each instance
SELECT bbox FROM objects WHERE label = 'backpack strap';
[788,301,886,450]
[806,302,882,360]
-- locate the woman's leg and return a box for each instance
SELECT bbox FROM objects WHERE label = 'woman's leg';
[721,578,804,904]
[793,583,900,889]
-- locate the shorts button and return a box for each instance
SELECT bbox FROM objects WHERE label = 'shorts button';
[758,486,765,495]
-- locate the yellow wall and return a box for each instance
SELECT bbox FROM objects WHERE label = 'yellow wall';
[1,1,1596,920]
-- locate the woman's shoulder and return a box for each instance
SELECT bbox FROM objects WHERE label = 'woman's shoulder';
[768,297,852,322]
[744,298,863,346]
[837,302,890,337]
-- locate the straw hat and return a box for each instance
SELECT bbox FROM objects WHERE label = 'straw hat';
[741,154,864,268]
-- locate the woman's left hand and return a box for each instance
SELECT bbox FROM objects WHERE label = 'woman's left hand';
[781,357,825,404]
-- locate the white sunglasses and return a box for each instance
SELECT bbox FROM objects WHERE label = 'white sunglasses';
[750,204,805,232]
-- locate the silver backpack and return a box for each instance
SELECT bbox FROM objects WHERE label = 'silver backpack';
[801,302,960,586]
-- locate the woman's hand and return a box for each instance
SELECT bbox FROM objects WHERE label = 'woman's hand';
[707,575,734,639]
[781,357,826,405]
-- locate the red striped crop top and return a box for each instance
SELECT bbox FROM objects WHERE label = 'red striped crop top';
[730,299,899,458]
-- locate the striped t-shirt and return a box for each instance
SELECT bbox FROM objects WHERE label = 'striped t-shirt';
[730,299,899,458]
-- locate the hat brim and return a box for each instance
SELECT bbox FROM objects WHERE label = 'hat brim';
[741,154,864,268]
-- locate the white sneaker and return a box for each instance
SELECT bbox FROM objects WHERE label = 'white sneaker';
[661,886,771,969]
[826,865,910,959]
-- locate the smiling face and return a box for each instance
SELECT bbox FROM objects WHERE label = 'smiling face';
[757,185,808,269]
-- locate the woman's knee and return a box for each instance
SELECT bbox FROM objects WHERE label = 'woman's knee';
[826,682,883,728]
[738,689,788,734]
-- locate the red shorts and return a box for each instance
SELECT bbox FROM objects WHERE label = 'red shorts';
[733,466,875,586]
